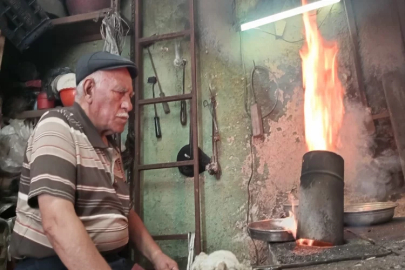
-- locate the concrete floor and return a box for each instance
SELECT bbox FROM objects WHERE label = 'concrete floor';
[261,218,405,270]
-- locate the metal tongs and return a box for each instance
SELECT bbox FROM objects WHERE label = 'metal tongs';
[204,85,221,179]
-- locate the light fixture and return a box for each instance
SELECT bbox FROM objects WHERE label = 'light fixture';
[241,0,340,31]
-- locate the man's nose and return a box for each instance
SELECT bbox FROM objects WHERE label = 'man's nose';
[121,100,133,111]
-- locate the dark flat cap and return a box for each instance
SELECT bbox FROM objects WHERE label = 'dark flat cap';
[75,51,137,84]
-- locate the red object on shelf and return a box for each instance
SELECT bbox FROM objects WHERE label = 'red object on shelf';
[37,92,55,109]
[60,88,76,107]
[65,0,110,15]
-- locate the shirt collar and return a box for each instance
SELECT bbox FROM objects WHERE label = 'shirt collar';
[72,102,109,149]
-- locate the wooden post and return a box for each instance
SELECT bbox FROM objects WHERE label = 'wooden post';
[0,31,5,70]
[382,71,405,180]
[343,0,376,135]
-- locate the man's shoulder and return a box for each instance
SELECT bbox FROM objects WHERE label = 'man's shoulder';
[38,107,82,131]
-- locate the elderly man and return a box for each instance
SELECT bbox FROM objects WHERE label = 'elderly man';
[10,52,178,270]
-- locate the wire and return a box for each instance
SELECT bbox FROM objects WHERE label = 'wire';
[252,4,335,44]
[240,30,259,265]
[246,135,260,266]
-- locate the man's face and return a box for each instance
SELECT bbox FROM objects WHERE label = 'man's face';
[89,68,133,135]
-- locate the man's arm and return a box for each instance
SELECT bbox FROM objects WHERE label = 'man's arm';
[39,194,111,270]
[128,210,178,270]
[26,113,110,269]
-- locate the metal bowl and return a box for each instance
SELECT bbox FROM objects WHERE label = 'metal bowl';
[248,219,295,243]
[344,202,398,226]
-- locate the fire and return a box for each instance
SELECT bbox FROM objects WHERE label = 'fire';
[301,0,345,151]
[280,194,297,238]
[280,1,345,245]
[296,239,333,247]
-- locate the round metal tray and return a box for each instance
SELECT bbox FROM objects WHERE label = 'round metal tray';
[344,202,398,226]
[248,219,295,243]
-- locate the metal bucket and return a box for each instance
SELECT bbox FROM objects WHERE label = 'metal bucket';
[297,150,344,245]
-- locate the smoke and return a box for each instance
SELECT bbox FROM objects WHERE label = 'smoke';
[337,101,403,201]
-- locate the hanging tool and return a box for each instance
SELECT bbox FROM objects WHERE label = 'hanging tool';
[147,47,170,114]
[204,86,221,179]
[148,76,162,138]
[180,59,187,126]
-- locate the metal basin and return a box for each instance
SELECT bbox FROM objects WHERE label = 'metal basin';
[248,219,295,243]
[344,202,398,226]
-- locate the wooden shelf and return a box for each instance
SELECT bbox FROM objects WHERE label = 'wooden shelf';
[15,109,51,119]
[47,8,115,45]
[49,9,110,44]
[51,8,112,26]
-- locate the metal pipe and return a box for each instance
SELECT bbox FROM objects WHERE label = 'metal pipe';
[134,0,143,218]
[297,150,344,245]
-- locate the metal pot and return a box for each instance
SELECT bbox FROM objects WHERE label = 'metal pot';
[66,0,110,15]
[297,151,344,245]
[344,202,398,226]
[248,219,295,243]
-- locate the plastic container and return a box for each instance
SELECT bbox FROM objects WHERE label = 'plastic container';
[0,0,52,51]
[37,92,55,109]
[59,88,76,107]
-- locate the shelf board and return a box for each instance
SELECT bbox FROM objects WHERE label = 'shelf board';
[48,8,128,45]
[15,109,51,119]
[51,8,112,26]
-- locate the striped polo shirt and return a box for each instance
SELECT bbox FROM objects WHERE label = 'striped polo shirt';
[10,103,130,259]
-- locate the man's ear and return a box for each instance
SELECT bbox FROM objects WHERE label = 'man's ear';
[82,78,95,104]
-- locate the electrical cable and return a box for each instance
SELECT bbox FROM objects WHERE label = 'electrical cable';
[252,4,335,44]
[240,31,259,265]
[246,135,259,266]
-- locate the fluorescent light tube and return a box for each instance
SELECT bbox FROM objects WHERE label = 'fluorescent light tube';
[241,0,340,31]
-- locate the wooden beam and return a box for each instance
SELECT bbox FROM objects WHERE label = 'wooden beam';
[372,110,390,121]
[396,0,405,47]
[343,0,376,134]
[382,72,405,179]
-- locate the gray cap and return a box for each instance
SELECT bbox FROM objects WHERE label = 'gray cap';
[75,51,137,84]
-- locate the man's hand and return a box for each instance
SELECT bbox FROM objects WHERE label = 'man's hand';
[128,210,178,270]
[151,251,179,270]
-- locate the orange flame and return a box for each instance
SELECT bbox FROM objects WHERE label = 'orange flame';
[280,194,297,239]
[300,0,345,151]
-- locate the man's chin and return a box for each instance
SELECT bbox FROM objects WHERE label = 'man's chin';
[113,124,126,134]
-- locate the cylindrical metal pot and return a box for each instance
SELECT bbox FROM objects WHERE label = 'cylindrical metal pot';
[66,0,110,15]
[297,150,344,245]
